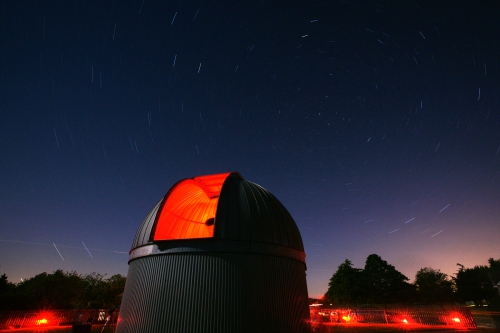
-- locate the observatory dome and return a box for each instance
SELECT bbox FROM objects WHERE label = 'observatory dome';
[117,172,310,333]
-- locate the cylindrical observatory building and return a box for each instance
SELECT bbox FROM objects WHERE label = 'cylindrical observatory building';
[116,172,311,333]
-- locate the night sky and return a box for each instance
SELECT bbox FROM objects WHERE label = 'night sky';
[1,1,499,298]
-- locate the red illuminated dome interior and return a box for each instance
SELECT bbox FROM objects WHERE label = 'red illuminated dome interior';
[152,172,230,240]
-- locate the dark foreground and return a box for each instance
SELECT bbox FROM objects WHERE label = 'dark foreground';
[0,324,497,333]
[313,323,497,332]
[1,309,499,333]
[0,325,114,333]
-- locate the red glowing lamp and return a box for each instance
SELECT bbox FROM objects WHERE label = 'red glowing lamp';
[34,312,54,326]
[446,311,463,325]
[153,172,230,240]
[36,318,48,325]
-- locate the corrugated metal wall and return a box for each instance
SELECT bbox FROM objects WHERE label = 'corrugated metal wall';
[116,253,310,333]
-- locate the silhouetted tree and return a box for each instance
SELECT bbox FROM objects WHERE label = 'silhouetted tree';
[105,274,127,307]
[0,273,17,310]
[488,258,500,271]
[454,263,499,306]
[488,258,500,300]
[324,259,365,306]
[363,254,413,304]
[414,267,454,304]
[325,255,415,306]
[325,256,500,307]
[0,270,126,310]
[84,273,126,308]
[14,270,86,309]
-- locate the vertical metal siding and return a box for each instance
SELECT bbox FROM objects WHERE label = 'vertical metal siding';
[117,253,310,333]
[117,254,240,333]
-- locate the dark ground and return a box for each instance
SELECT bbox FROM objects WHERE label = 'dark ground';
[0,327,496,333]
[0,324,498,333]
[468,308,500,331]
[0,325,114,333]
[313,323,498,332]
[1,308,499,333]
[311,307,500,332]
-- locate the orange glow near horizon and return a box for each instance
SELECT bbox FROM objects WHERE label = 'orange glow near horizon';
[153,173,230,240]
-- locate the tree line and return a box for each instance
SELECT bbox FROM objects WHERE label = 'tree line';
[324,254,500,306]
[0,270,126,310]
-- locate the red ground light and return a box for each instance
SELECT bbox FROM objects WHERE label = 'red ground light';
[34,312,53,326]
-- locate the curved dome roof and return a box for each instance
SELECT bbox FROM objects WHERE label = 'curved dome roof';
[131,172,304,252]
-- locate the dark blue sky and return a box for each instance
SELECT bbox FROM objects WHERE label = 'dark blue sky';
[1,0,499,297]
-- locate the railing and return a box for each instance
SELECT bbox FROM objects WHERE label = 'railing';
[310,306,476,328]
[0,309,118,330]
[1,306,477,330]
